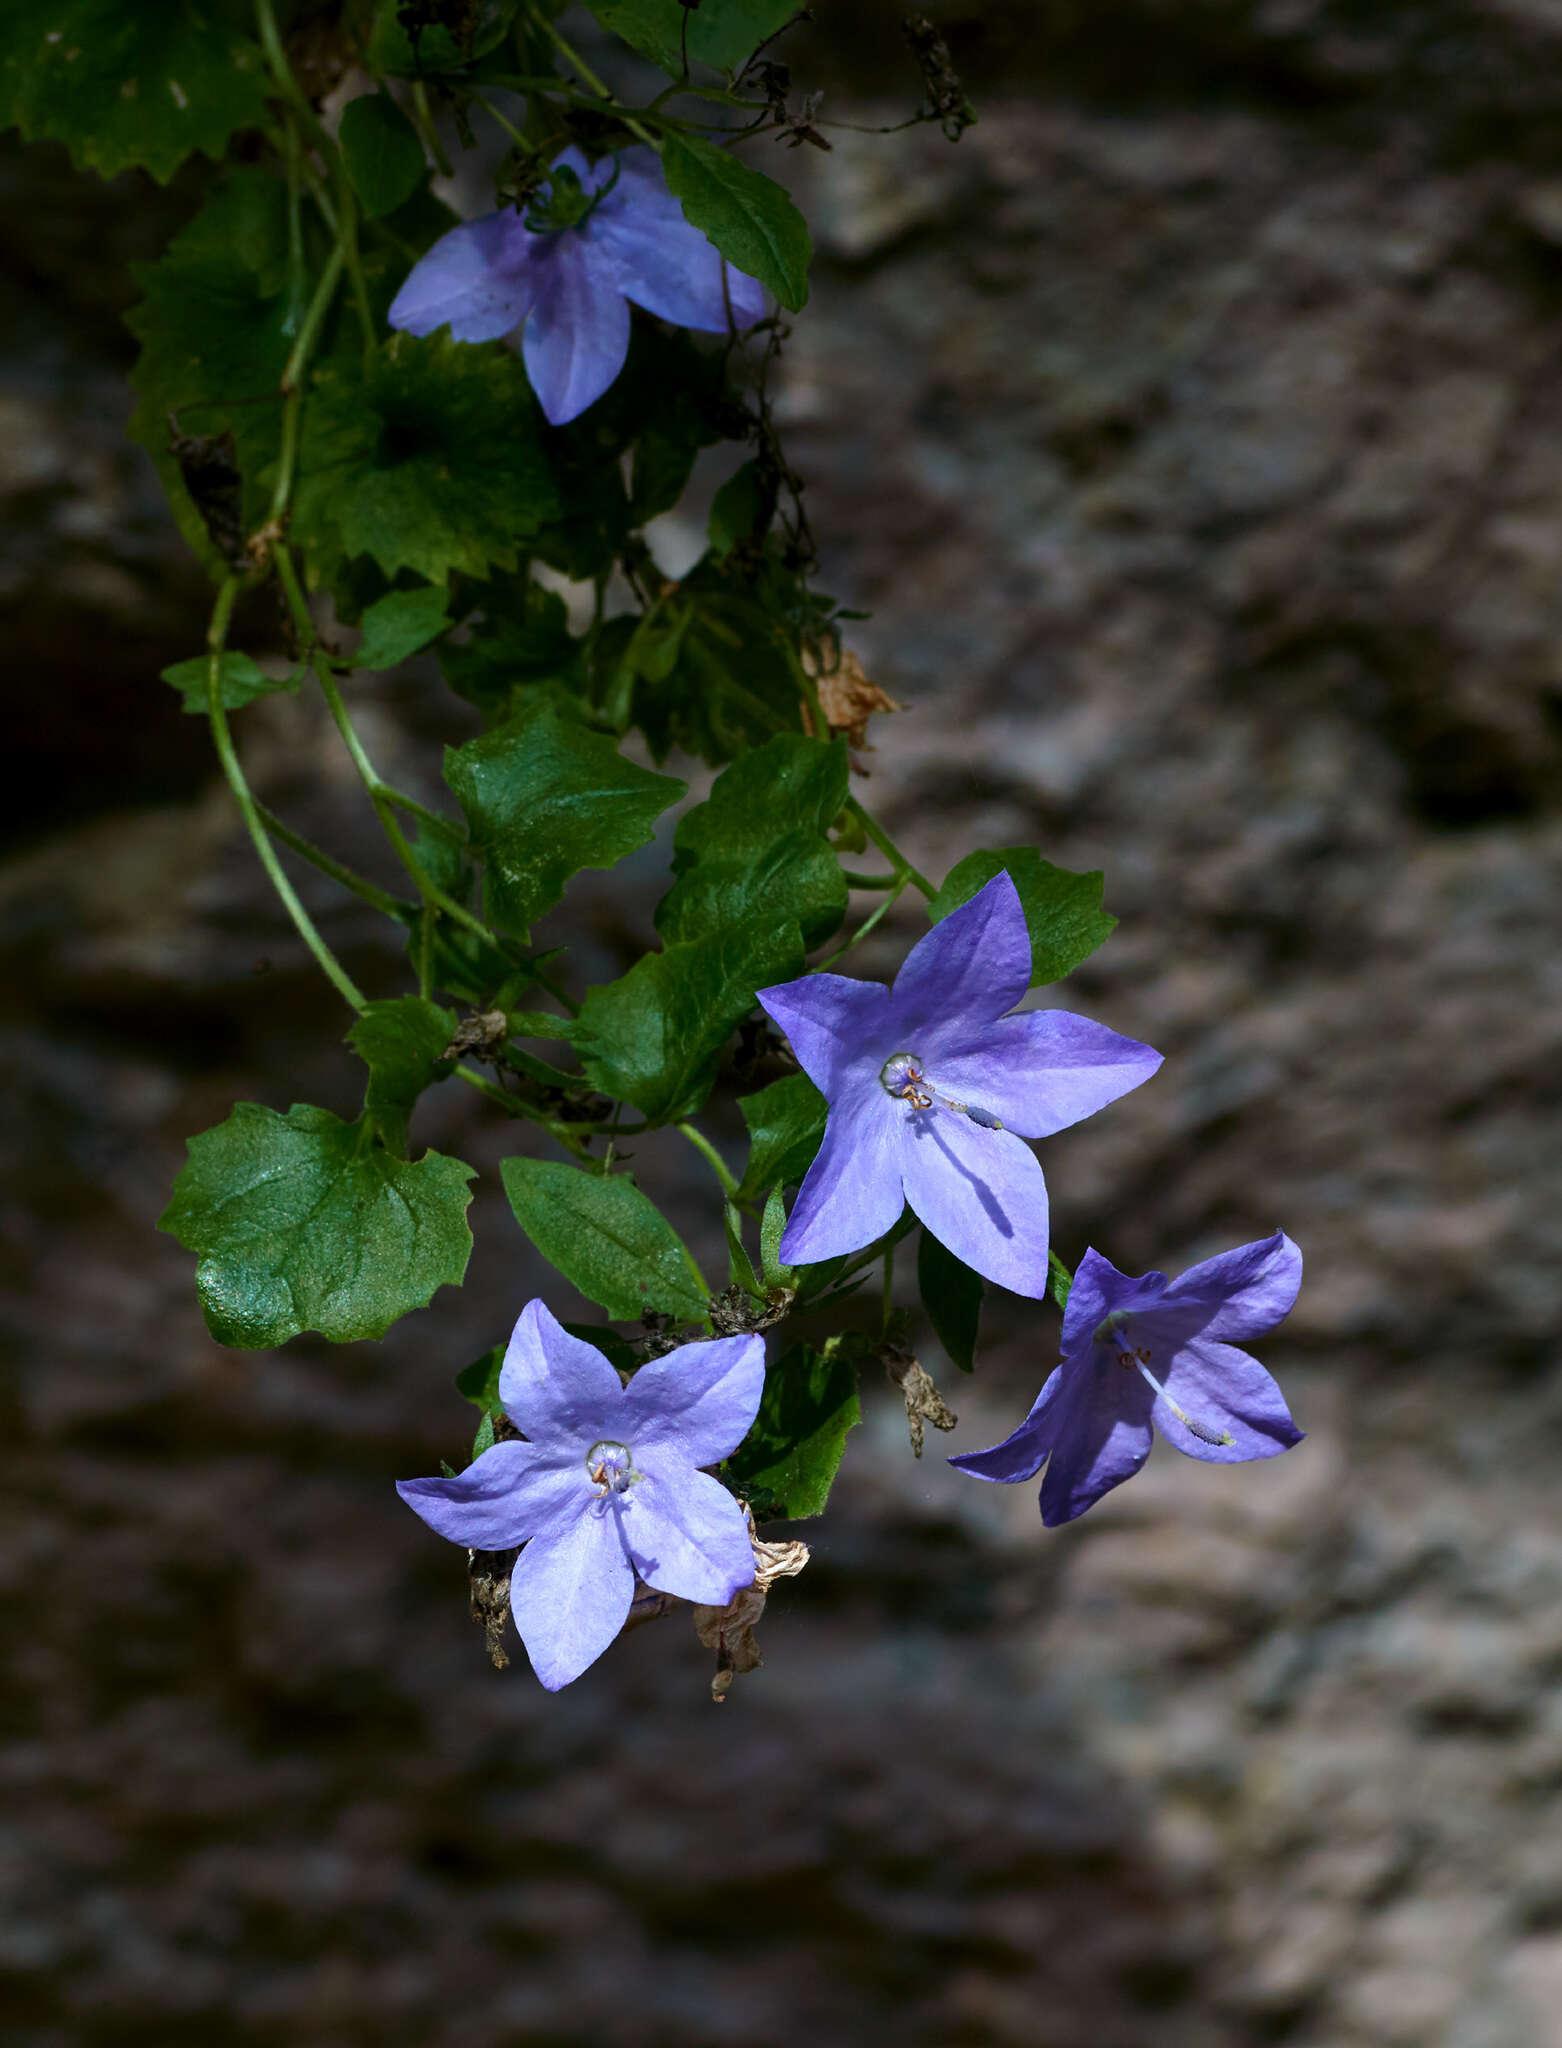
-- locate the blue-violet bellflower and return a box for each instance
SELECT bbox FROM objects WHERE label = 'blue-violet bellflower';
[949,1232,1304,1523]
[387,145,767,425]
[398,1301,765,1689]
[757,872,1163,1296]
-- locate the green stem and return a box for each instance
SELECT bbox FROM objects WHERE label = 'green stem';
[528,6,660,147]
[840,870,900,890]
[846,797,935,899]
[281,242,346,393]
[204,576,366,1013]
[334,157,378,358]
[411,81,455,178]
[678,1121,738,1198]
[254,0,335,159]
[814,879,906,969]
[282,118,306,337]
[255,803,409,918]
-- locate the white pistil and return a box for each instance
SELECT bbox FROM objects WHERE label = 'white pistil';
[878,1051,1004,1131]
[584,1439,640,1496]
[1093,1315,1234,1447]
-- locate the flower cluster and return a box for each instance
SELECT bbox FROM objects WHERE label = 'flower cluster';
[401,876,1303,1691]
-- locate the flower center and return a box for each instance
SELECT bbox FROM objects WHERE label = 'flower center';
[584,1439,640,1496]
[878,1051,1004,1130]
[523,158,622,234]
[1091,1314,1232,1447]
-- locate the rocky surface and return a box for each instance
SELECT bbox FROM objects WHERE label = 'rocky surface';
[7,4,1562,2042]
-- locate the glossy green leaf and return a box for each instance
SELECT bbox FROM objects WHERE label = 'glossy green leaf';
[759,1184,795,1290]
[657,733,848,949]
[339,91,427,218]
[660,131,810,311]
[724,1202,761,1298]
[1048,1250,1073,1313]
[500,1158,708,1322]
[708,459,767,561]
[618,589,807,767]
[579,924,799,1123]
[929,847,1117,986]
[456,1343,505,1415]
[291,332,560,585]
[584,0,799,75]
[347,996,456,1157]
[446,702,684,935]
[159,1102,475,1349]
[162,651,299,715]
[5,1,271,182]
[737,1072,827,1202]
[917,1229,983,1374]
[724,1340,860,1520]
[356,585,452,670]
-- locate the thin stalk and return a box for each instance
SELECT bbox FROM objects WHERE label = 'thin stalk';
[678,1121,738,1198]
[205,576,366,1013]
[840,870,900,890]
[411,81,455,178]
[846,797,935,899]
[282,119,306,336]
[814,879,905,969]
[255,804,409,918]
[529,6,660,147]
[334,158,377,357]
[254,0,335,159]
[281,242,346,393]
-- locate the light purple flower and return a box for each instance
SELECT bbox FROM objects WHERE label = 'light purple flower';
[398,1301,765,1689]
[756,873,1162,1297]
[387,145,767,425]
[949,1232,1304,1524]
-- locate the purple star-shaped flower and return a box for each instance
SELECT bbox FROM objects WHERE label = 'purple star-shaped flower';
[949,1232,1304,1523]
[387,145,767,425]
[397,1301,765,1689]
[756,873,1162,1297]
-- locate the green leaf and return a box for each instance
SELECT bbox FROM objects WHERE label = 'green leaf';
[440,577,581,717]
[291,332,561,585]
[1048,1251,1073,1313]
[471,1410,496,1459]
[561,1323,639,1374]
[579,924,796,1123]
[737,1072,827,1203]
[759,1184,795,1290]
[617,589,807,768]
[585,0,799,75]
[917,1229,983,1374]
[500,1158,707,1322]
[708,459,767,561]
[339,91,428,218]
[724,1202,761,1298]
[356,585,452,670]
[368,0,519,74]
[5,0,271,182]
[445,702,684,935]
[660,132,811,312]
[724,1341,860,1520]
[162,651,300,715]
[657,733,848,950]
[456,1343,505,1414]
[929,848,1118,986]
[159,1102,475,1349]
[347,995,456,1157]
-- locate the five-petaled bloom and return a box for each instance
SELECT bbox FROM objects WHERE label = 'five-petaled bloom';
[398,1302,765,1689]
[949,1232,1304,1523]
[388,144,767,425]
[757,873,1162,1297]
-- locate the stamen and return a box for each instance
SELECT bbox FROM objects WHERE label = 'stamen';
[878,1052,1004,1129]
[584,1439,640,1496]
[1128,1355,1234,1448]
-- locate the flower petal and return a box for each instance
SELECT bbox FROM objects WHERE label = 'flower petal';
[1036,1353,1156,1525]
[396,1439,580,1549]
[520,235,632,425]
[1153,1334,1304,1465]
[590,149,765,331]
[931,1010,1163,1140]
[1158,1231,1302,1342]
[778,1088,905,1267]
[892,873,1032,1043]
[621,1334,766,1467]
[898,1111,1050,1298]
[623,1461,756,1605]
[388,210,540,343]
[499,1299,625,1443]
[1058,1245,1168,1353]
[509,1505,636,1690]
[757,972,893,1095]
[947,1367,1064,1483]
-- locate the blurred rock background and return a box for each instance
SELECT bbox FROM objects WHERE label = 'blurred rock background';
[6,2,1562,2042]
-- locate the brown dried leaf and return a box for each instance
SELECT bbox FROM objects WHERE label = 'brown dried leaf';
[693,1531,810,1702]
[885,1347,957,1458]
[801,643,903,751]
